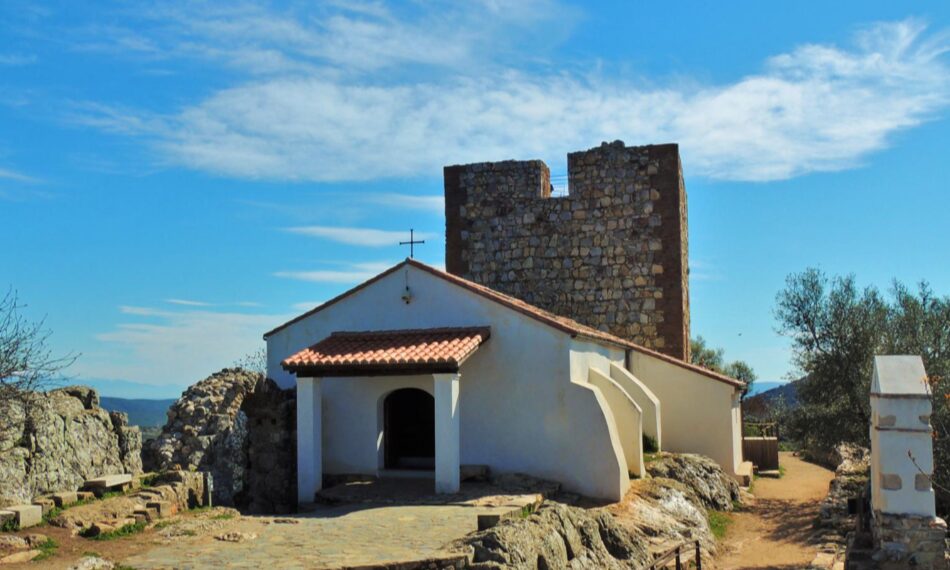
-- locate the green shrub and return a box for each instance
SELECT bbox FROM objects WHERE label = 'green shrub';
[706,510,732,540]
[32,538,58,561]
[642,433,659,454]
[1,518,18,532]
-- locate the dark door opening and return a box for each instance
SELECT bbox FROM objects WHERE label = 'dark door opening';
[384,388,435,470]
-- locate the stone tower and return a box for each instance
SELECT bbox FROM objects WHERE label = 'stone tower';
[444,141,690,360]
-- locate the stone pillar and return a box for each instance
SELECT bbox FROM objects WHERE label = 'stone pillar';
[296,377,322,505]
[868,356,946,569]
[434,373,461,494]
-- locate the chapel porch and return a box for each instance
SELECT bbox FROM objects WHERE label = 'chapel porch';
[281,327,491,505]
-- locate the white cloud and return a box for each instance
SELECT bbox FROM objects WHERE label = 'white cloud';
[164,298,261,308]
[285,226,433,247]
[365,193,444,213]
[292,300,325,312]
[274,261,395,283]
[72,9,950,183]
[77,1,570,75]
[86,305,290,385]
[0,167,39,183]
[0,54,36,66]
[165,298,212,307]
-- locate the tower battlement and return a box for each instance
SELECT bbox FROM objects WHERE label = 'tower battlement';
[444,141,690,360]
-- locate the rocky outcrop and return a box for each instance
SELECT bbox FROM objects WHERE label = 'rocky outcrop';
[144,369,296,511]
[611,477,716,558]
[455,454,733,568]
[458,502,650,569]
[644,453,740,511]
[0,386,142,507]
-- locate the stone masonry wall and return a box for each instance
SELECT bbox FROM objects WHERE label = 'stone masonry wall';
[445,141,690,359]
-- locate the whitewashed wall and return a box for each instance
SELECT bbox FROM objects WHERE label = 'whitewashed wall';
[627,351,743,477]
[266,264,629,500]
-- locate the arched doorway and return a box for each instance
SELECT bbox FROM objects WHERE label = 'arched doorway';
[384,388,435,470]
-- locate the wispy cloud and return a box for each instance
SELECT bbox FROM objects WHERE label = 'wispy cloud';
[165,298,212,307]
[274,261,395,283]
[0,167,39,183]
[165,298,261,308]
[285,226,432,247]
[0,53,37,66]
[292,300,325,312]
[73,16,950,183]
[86,305,289,385]
[365,193,444,213]
[689,259,723,283]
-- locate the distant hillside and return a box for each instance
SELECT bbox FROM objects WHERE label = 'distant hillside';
[743,379,801,418]
[747,381,786,396]
[100,397,175,428]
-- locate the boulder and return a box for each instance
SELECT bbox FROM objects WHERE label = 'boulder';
[457,502,650,569]
[0,387,142,507]
[644,453,740,511]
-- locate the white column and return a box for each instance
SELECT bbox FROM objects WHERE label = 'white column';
[296,377,322,505]
[434,372,461,494]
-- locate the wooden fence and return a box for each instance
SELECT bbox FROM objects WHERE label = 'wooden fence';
[742,422,780,472]
[649,540,702,569]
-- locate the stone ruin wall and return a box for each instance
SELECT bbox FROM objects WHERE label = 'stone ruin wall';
[445,141,690,360]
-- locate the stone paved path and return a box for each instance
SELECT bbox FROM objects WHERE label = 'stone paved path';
[124,503,484,569]
[716,452,835,570]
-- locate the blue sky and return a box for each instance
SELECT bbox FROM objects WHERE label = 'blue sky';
[2,1,949,398]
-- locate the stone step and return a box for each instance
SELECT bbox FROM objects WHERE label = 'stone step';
[31,497,55,516]
[6,505,42,529]
[50,491,79,507]
[83,474,133,495]
[146,501,176,518]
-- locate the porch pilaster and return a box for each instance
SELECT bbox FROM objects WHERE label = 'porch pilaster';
[433,372,461,493]
[297,376,322,505]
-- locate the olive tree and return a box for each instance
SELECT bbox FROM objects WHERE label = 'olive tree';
[690,336,758,396]
[776,269,950,512]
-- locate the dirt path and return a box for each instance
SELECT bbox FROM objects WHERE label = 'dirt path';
[716,452,834,570]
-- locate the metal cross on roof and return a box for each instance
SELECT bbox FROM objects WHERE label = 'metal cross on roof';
[399,229,425,258]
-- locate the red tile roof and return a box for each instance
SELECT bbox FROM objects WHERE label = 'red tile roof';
[266,259,743,388]
[281,326,490,376]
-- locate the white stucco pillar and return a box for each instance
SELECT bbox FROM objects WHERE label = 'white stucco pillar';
[434,372,461,494]
[296,377,322,505]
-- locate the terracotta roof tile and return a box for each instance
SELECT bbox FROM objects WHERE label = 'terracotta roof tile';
[281,326,490,375]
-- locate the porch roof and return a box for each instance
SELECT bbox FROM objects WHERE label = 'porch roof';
[281,326,491,377]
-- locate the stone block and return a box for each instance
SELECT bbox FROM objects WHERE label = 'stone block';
[51,491,79,507]
[32,497,55,515]
[147,500,176,518]
[7,504,42,528]
[84,473,133,490]
[77,491,95,502]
